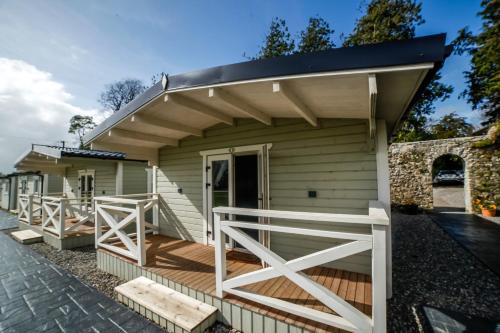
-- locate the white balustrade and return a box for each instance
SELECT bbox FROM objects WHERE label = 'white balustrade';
[42,195,94,239]
[18,194,43,225]
[93,193,160,266]
[213,201,389,333]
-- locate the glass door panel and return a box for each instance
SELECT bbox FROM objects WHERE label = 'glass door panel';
[207,154,232,245]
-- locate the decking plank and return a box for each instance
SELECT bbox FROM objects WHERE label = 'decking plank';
[100,234,372,333]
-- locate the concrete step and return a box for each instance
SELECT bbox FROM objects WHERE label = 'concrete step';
[115,277,217,333]
[11,230,43,244]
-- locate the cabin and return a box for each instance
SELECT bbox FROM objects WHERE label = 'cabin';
[0,171,61,212]
[13,144,149,249]
[83,34,450,333]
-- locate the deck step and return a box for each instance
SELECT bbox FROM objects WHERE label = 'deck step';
[11,230,43,244]
[115,277,217,333]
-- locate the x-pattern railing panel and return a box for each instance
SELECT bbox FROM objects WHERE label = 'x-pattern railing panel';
[214,204,389,333]
[94,194,160,266]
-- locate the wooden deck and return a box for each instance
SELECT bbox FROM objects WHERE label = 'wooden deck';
[27,217,96,237]
[100,234,372,333]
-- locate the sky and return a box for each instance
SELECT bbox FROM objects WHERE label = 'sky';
[0,0,483,173]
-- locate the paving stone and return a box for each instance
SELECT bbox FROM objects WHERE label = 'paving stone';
[0,227,165,333]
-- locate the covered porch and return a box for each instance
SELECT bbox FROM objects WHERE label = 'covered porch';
[94,194,388,333]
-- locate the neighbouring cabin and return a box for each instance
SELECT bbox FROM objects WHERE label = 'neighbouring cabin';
[13,144,149,249]
[0,171,61,212]
[83,34,449,333]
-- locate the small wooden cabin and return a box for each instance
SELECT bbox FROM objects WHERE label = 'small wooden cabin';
[84,34,449,333]
[14,144,149,249]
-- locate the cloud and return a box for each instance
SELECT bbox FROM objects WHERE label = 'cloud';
[0,58,103,173]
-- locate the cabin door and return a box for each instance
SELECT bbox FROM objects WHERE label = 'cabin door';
[78,169,95,201]
[205,144,270,248]
[207,154,232,246]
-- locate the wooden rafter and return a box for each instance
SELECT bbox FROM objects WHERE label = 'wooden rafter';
[108,128,178,147]
[164,93,233,125]
[368,74,377,138]
[130,114,202,137]
[272,81,318,127]
[208,88,272,125]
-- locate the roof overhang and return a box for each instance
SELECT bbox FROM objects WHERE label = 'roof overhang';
[13,145,139,174]
[84,34,449,164]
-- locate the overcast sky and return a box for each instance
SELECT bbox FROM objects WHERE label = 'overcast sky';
[0,0,483,173]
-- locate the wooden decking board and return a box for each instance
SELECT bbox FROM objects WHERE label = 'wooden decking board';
[101,234,372,333]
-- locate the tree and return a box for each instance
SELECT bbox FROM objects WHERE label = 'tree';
[98,79,146,112]
[430,112,475,139]
[297,16,335,53]
[69,115,96,149]
[345,0,453,142]
[452,0,499,126]
[255,17,295,59]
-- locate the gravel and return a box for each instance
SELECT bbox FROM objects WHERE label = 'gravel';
[389,212,500,332]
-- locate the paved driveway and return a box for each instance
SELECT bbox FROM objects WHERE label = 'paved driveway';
[0,211,18,230]
[0,231,164,333]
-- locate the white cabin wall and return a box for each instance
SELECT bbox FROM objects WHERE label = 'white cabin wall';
[63,161,117,198]
[157,118,377,274]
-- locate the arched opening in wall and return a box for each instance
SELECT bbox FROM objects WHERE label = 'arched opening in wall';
[432,154,466,210]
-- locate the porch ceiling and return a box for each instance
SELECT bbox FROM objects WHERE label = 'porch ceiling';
[92,65,431,151]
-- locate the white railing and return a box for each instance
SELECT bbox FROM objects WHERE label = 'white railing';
[42,195,94,239]
[213,201,389,333]
[94,193,159,266]
[18,194,42,224]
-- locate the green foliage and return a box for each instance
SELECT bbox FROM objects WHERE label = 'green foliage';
[343,0,424,47]
[472,120,500,147]
[345,0,452,143]
[69,115,96,149]
[255,18,295,59]
[297,17,335,53]
[452,0,500,125]
[430,112,474,139]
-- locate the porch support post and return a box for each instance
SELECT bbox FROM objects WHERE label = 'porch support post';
[27,194,34,225]
[372,224,387,333]
[152,166,159,235]
[136,202,146,266]
[214,212,226,298]
[59,199,66,239]
[375,119,392,298]
[116,162,124,195]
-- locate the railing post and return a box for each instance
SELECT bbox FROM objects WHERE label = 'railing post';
[153,194,159,235]
[372,224,387,333]
[41,198,47,228]
[59,199,66,239]
[94,200,101,249]
[27,194,34,225]
[136,202,146,266]
[214,212,226,298]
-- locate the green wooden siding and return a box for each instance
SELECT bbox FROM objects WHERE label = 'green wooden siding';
[157,118,377,274]
[123,162,148,195]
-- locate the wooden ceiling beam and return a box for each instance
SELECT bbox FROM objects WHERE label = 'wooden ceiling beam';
[272,81,318,127]
[164,93,233,125]
[368,74,377,138]
[208,88,272,125]
[130,114,202,137]
[108,128,178,146]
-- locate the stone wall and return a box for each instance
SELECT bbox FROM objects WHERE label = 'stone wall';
[389,136,499,212]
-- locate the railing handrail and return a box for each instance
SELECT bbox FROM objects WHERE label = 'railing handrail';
[213,201,389,226]
[93,193,158,205]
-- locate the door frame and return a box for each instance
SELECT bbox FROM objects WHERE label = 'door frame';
[77,169,95,199]
[201,143,272,246]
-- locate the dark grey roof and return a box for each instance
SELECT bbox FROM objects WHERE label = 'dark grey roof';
[34,145,127,160]
[84,33,450,144]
